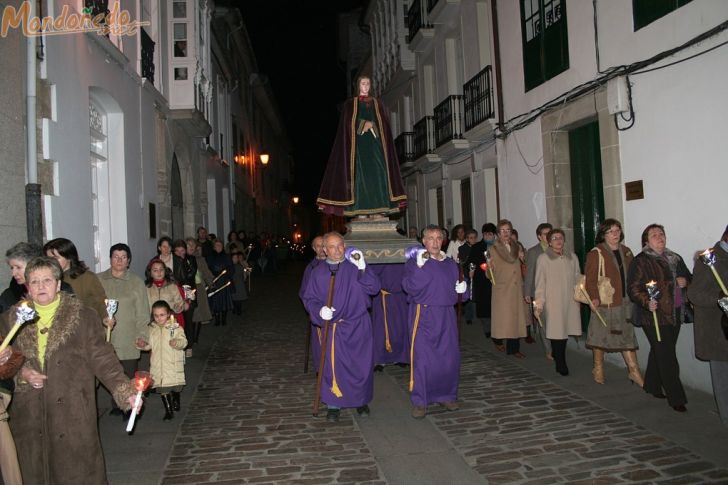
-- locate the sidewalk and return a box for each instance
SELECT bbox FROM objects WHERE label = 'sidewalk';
[99,263,728,484]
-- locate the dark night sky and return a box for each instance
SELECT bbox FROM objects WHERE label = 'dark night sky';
[235,1,368,207]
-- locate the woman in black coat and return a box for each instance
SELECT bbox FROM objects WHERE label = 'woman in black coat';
[205,239,234,326]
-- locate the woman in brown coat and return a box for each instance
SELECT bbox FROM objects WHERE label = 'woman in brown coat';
[489,219,528,357]
[584,219,642,386]
[627,224,691,412]
[4,257,136,484]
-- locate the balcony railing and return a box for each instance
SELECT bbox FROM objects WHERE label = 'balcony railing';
[434,95,464,147]
[395,132,415,165]
[463,65,494,132]
[141,28,155,84]
[426,0,439,13]
[407,0,432,42]
[413,116,436,159]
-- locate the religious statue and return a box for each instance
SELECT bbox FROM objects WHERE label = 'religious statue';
[317,76,407,218]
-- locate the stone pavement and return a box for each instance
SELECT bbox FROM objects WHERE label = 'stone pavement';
[99,262,728,484]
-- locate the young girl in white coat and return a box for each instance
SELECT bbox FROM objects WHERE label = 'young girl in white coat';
[136,300,187,420]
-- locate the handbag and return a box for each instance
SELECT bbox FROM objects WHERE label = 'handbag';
[574,248,615,305]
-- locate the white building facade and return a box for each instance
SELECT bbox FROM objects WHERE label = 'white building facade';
[366,0,728,392]
[13,0,290,277]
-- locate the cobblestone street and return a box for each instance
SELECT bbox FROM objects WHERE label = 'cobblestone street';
[101,262,728,484]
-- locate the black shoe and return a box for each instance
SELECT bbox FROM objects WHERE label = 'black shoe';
[356,405,370,417]
[485,332,492,338]
[556,366,569,376]
[161,394,174,421]
[326,408,340,422]
[373,365,384,372]
[466,320,472,325]
[109,407,124,416]
[171,391,181,412]
[672,404,687,413]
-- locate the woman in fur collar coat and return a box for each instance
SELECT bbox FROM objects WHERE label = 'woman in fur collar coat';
[3,257,136,484]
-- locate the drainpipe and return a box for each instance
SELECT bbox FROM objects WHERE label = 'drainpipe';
[490,0,505,133]
[26,0,42,245]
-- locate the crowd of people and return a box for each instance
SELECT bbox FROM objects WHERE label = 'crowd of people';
[301,221,728,426]
[0,226,265,485]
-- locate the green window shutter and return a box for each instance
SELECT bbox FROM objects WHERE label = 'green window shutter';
[633,0,694,31]
[520,0,569,91]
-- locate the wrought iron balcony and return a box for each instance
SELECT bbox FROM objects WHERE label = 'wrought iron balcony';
[413,116,436,160]
[395,132,415,166]
[407,0,433,42]
[141,28,155,84]
[463,66,494,132]
[434,95,464,147]
[85,0,109,18]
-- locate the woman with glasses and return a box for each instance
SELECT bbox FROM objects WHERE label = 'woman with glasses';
[98,244,150,417]
[533,229,582,375]
[585,219,642,387]
[489,219,528,358]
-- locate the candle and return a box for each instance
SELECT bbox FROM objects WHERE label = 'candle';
[182,285,196,301]
[645,280,662,342]
[532,302,544,328]
[104,299,118,342]
[579,284,607,327]
[484,250,495,285]
[207,280,232,298]
[0,301,36,352]
[126,371,152,433]
[699,248,728,296]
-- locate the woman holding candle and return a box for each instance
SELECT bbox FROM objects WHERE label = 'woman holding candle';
[98,243,151,417]
[584,219,643,387]
[206,239,234,327]
[3,257,137,484]
[687,225,728,426]
[627,224,691,412]
[186,238,214,355]
[43,238,108,321]
[135,300,187,420]
[533,228,582,376]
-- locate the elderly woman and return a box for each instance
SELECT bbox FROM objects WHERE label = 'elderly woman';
[489,219,528,358]
[627,224,691,413]
[206,239,234,327]
[44,237,108,320]
[534,229,583,376]
[585,219,642,387]
[98,243,150,416]
[4,257,137,484]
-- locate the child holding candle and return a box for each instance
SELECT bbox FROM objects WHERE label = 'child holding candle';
[135,301,187,420]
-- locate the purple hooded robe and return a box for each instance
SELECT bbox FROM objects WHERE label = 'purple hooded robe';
[402,256,460,407]
[302,259,381,408]
[370,264,410,365]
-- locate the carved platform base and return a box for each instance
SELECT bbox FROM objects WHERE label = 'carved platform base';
[343,219,418,264]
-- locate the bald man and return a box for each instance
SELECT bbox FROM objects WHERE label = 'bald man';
[301,232,381,422]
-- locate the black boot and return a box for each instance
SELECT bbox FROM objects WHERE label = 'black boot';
[171,391,181,411]
[161,394,174,420]
[220,311,228,326]
[551,339,569,376]
[214,313,221,326]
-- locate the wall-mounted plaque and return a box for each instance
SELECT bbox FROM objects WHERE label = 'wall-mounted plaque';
[625,180,644,201]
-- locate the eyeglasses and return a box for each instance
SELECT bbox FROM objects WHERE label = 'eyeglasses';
[111,255,129,261]
[28,277,57,288]
[605,229,621,235]
[550,236,565,241]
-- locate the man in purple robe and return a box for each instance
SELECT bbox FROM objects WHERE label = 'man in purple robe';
[299,236,326,371]
[370,264,409,367]
[302,232,381,422]
[403,225,467,419]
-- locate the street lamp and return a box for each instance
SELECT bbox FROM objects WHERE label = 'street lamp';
[260,153,270,165]
[292,196,300,204]
[234,154,246,165]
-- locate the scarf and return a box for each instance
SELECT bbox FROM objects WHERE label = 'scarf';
[642,245,682,307]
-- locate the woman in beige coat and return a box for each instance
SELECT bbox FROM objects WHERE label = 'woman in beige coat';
[534,228,583,375]
[489,219,528,357]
